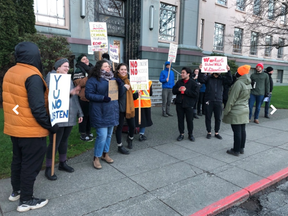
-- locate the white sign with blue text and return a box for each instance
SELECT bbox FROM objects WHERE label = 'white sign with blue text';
[48,74,71,126]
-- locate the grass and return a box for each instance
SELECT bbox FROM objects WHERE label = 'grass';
[269,86,288,109]
[0,109,94,179]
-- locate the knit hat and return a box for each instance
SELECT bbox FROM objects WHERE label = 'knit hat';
[266,66,273,72]
[237,65,251,76]
[102,53,110,60]
[256,63,264,70]
[77,54,86,63]
[54,58,69,70]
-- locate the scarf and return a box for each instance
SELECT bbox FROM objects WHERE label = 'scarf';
[100,69,114,81]
[117,73,135,119]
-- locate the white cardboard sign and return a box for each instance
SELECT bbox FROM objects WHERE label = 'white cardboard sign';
[129,59,149,90]
[201,56,227,73]
[109,44,119,63]
[168,43,178,63]
[89,22,108,52]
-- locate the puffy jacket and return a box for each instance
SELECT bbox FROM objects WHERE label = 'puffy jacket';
[223,74,252,124]
[159,61,174,89]
[85,77,125,128]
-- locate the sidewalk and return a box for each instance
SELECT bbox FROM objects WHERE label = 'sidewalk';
[1,106,288,216]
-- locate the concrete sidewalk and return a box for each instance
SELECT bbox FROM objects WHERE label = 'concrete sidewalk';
[1,106,288,216]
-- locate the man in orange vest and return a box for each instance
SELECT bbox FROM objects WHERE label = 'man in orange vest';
[3,42,58,212]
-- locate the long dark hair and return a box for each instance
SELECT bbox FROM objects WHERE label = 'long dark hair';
[88,60,108,80]
[114,63,128,78]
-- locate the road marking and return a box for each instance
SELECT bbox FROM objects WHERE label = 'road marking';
[270,104,277,115]
[13,105,19,115]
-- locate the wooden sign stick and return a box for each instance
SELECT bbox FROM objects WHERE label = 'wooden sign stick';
[113,62,115,72]
[99,51,102,60]
[51,133,56,176]
[167,62,172,81]
[138,92,141,125]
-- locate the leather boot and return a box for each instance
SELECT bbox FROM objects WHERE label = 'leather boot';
[162,111,168,117]
[101,152,114,164]
[127,136,133,149]
[118,145,130,154]
[93,157,102,169]
[45,167,57,181]
[58,161,74,173]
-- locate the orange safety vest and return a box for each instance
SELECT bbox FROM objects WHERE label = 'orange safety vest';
[133,80,152,108]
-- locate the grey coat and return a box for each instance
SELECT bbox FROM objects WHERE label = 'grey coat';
[45,70,83,127]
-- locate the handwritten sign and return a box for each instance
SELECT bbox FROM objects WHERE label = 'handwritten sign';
[89,22,108,52]
[88,45,95,55]
[129,59,149,90]
[108,80,118,101]
[109,45,119,63]
[168,43,178,63]
[201,56,227,73]
[48,74,71,126]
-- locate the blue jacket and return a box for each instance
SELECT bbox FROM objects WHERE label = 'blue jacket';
[85,77,125,128]
[159,61,174,89]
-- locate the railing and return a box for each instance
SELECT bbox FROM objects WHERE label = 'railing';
[162,64,181,81]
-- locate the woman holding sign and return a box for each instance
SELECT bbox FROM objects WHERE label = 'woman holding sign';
[85,60,126,169]
[45,58,84,181]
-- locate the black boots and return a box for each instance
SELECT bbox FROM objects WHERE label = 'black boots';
[45,167,57,181]
[118,145,130,154]
[58,161,74,173]
[127,136,133,149]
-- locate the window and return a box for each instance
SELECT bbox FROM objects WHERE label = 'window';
[265,36,272,57]
[250,31,258,55]
[253,0,260,16]
[217,0,227,6]
[236,0,245,11]
[199,19,204,48]
[99,0,124,17]
[159,3,177,41]
[280,4,287,25]
[233,28,243,53]
[277,70,283,83]
[277,38,284,58]
[213,23,225,51]
[34,0,69,29]
[267,0,274,20]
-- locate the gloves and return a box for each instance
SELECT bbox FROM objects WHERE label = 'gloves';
[49,124,59,134]
[103,96,111,102]
[115,78,122,86]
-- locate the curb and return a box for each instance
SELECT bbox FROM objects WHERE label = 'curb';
[190,167,288,216]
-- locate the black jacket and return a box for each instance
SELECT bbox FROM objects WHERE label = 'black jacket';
[172,79,200,108]
[198,70,232,103]
[265,72,273,93]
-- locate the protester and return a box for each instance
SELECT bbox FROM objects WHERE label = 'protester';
[223,65,252,156]
[264,66,274,118]
[159,61,174,117]
[198,65,232,139]
[73,54,94,141]
[191,68,200,119]
[133,80,153,141]
[3,42,58,212]
[172,67,200,141]
[249,63,270,124]
[114,63,137,154]
[102,53,113,68]
[85,60,125,169]
[45,58,83,181]
[197,64,206,116]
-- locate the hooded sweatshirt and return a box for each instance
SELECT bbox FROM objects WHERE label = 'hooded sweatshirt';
[159,61,174,89]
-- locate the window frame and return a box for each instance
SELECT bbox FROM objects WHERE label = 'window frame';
[277,38,284,58]
[34,0,70,29]
[264,35,273,57]
[213,23,225,51]
[267,0,274,20]
[236,0,245,11]
[253,0,261,16]
[199,19,204,48]
[216,0,227,6]
[233,27,243,53]
[250,31,258,55]
[280,4,287,25]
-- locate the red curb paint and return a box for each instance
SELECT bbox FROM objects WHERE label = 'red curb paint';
[190,167,288,216]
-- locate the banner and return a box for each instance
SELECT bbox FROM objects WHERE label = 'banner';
[129,59,149,90]
[109,44,119,63]
[201,56,227,73]
[168,43,178,63]
[48,74,71,126]
[89,22,108,52]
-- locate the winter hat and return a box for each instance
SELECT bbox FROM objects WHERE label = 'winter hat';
[102,53,110,60]
[266,66,273,72]
[54,58,69,70]
[77,54,86,63]
[256,63,264,70]
[237,65,251,76]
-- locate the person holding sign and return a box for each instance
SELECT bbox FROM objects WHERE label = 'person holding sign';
[45,58,84,181]
[85,60,126,169]
[159,61,174,117]
[3,42,58,212]
[198,64,232,140]
[172,67,200,142]
[114,63,138,154]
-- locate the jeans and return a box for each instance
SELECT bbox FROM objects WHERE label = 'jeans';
[249,94,264,120]
[264,94,272,116]
[94,126,113,157]
[162,88,173,114]
[139,127,145,134]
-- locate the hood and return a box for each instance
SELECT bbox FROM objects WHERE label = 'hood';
[15,42,43,73]
[164,61,172,71]
[238,74,251,85]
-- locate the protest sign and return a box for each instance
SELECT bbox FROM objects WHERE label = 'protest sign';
[48,74,71,126]
[201,56,227,73]
[129,59,149,90]
[88,45,95,55]
[168,43,178,63]
[108,80,119,101]
[109,45,119,63]
[89,22,108,52]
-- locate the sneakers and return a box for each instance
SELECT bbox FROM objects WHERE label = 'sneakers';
[9,190,20,201]
[139,134,147,141]
[93,157,102,169]
[177,134,184,141]
[101,153,114,164]
[118,146,130,155]
[80,134,93,142]
[167,113,173,116]
[215,134,222,140]
[88,133,94,139]
[206,133,211,139]
[58,161,74,173]
[17,197,48,212]
[226,149,240,156]
[189,135,195,142]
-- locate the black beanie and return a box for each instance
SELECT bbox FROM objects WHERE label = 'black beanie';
[266,67,273,72]
[102,53,110,60]
[77,54,86,63]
